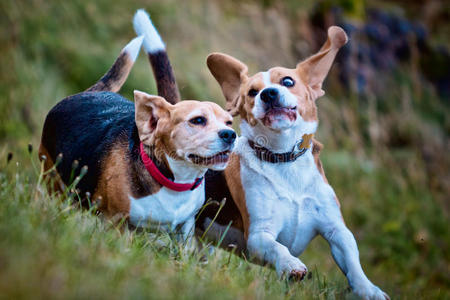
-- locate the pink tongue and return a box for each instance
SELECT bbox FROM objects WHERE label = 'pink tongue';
[263,113,278,126]
[263,109,296,126]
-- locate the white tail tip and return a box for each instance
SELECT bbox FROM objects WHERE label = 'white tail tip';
[133,9,165,53]
[123,35,144,62]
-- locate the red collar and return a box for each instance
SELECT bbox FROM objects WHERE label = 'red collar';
[139,142,203,192]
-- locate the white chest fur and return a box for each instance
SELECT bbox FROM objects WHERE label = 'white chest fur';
[128,182,205,230]
[129,155,207,233]
[237,136,389,299]
[235,136,340,256]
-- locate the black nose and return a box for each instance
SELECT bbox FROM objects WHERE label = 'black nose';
[260,88,279,103]
[218,129,236,145]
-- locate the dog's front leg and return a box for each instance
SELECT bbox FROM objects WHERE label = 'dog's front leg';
[322,224,389,300]
[247,231,307,280]
[178,217,196,244]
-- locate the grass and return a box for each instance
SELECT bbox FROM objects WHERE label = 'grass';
[1,0,449,299]
[0,149,447,299]
[0,156,350,300]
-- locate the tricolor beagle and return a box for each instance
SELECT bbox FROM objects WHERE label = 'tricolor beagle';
[198,27,390,299]
[39,10,235,241]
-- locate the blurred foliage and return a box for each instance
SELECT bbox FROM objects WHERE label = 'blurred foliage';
[0,0,449,298]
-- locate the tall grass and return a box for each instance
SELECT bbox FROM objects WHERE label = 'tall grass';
[0,155,348,299]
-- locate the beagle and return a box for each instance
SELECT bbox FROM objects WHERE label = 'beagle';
[197,27,390,299]
[39,10,235,241]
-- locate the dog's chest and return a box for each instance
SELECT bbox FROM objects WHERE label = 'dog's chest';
[128,183,205,229]
[238,140,339,253]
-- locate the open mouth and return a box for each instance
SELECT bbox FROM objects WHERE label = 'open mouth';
[188,150,231,165]
[262,106,297,126]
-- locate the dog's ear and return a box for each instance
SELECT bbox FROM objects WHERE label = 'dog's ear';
[207,53,248,116]
[134,90,172,144]
[297,26,348,99]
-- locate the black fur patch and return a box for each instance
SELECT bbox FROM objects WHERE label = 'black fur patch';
[41,92,136,197]
[196,170,242,229]
[87,52,128,92]
[149,51,181,104]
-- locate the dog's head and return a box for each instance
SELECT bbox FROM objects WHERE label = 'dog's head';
[207,26,347,141]
[134,91,236,170]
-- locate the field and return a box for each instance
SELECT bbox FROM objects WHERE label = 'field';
[0,0,449,299]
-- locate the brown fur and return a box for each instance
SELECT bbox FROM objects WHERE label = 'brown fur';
[269,67,318,122]
[93,141,167,219]
[94,142,133,218]
[311,139,340,208]
[224,154,250,238]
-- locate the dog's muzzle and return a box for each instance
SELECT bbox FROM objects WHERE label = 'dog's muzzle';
[260,87,281,108]
[259,88,297,126]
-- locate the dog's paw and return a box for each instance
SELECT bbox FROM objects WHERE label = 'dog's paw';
[276,256,308,281]
[288,268,307,281]
[353,283,390,300]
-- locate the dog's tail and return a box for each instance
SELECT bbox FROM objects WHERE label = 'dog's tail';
[86,35,144,93]
[133,9,181,104]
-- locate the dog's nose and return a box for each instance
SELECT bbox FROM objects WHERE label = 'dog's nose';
[218,129,236,145]
[260,88,279,103]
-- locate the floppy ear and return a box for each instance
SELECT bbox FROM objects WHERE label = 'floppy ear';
[297,26,348,99]
[207,53,248,116]
[134,90,172,144]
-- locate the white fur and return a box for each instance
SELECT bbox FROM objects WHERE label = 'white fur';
[129,154,207,241]
[241,118,317,153]
[123,35,144,62]
[166,155,206,183]
[133,9,165,53]
[235,69,389,299]
[262,71,271,86]
[252,72,302,132]
[236,134,388,299]
[252,73,297,120]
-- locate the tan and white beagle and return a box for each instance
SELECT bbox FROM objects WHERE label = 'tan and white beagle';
[198,27,390,299]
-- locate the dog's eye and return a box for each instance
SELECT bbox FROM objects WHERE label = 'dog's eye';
[226,120,233,126]
[281,76,295,87]
[189,116,207,126]
[248,89,259,97]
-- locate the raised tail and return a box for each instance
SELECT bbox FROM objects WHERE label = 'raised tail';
[133,9,181,104]
[86,35,144,93]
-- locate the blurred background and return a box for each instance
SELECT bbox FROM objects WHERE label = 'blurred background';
[0,0,449,298]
